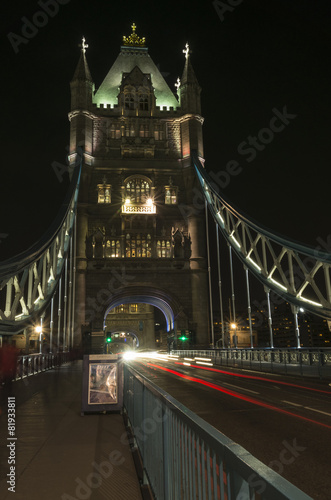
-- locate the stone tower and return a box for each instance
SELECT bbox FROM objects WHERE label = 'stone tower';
[69,25,210,350]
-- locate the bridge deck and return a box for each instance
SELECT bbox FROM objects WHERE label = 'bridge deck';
[0,361,142,500]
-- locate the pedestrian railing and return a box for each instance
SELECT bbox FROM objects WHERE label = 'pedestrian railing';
[123,363,312,500]
[171,348,331,379]
[15,352,71,380]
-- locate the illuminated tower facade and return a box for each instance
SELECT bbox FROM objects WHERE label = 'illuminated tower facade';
[69,25,209,349]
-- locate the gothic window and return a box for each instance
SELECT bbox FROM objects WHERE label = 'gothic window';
[125,177,151,203]
[139,124,149,138]
[154,124,164,141]
[165,187,177,205]
[130,124,135,137]
[110,123,121,139]
[105,239,121,258]
[126,233,151,258]
[139,94,149,111]
[124,93,135,110]
[97,183,111,204]
[157,240,171,258]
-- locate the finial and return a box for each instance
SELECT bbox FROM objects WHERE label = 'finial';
[79,36,88,54]
[123,23,146,47]
[175,77,181,92]
[183,42,191,60]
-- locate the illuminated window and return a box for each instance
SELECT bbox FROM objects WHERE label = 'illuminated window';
[139,124,149,138]
[157,240,171,258]
[130,304,138,313]
[97,182,111,204]
[125,177,151,203]
[105,240,121,258]
[165,187,177,205]
[109,123,121,139]
[154,124,164,141]
[126,233,151,258]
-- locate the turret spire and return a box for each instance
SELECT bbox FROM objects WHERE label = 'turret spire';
[179,42,201,114]
[71,36,93,83]
[79,36,88,54]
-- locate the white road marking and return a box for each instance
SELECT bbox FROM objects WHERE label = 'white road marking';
[304,407,331,417]
[223,382,259,395]
[282,400,331,417]
[282,400,302,407]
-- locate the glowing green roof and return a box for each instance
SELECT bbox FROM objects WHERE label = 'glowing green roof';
[94,47,179,110]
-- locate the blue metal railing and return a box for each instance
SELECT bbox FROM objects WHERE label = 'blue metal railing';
[171,348,331,379]
[123,363,312,500]
[15,352,71,380]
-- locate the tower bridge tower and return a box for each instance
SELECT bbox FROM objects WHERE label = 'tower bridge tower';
[69,24,209,349]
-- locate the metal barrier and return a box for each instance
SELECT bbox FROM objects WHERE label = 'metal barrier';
[123,363,312,500]
[171,348,331,379]
[15,352,71,380]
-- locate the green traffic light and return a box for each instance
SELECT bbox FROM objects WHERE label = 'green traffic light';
[106,337,112,343]
[179,336,187,341]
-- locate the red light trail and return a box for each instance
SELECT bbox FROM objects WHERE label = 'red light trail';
[145,362,331,430]
[173,362,331,395]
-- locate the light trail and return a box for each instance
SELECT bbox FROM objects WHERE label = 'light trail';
[145,362,331,430]
[172,361,331,395]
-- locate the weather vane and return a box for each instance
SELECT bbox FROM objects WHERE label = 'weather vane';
[79,36,88,54]
[183,42,191,60]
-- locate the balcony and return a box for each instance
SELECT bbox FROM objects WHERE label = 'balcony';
[122,198,156,214]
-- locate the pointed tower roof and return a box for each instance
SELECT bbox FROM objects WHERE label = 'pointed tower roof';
[181,43,200,87]
[71,37,93,83]
[94,24,179,109]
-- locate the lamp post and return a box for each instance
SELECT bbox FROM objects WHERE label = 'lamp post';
[36,320,43,354]
[231,322,237,348]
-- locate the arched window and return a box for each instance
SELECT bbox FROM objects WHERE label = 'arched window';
[139,94,149,111]
[124,93,135,110]
[125,178,151,203]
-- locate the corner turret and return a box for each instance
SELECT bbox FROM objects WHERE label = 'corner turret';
[69,37,94,164]
[178,43,201,114]
[70,37,94,110]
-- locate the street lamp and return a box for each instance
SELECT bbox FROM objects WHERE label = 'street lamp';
[231,323,237,348]
[36,321,43,354]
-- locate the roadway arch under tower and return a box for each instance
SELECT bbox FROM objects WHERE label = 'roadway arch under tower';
[102,285,187,349]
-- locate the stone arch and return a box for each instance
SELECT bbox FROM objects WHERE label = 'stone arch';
[103,285,185,332]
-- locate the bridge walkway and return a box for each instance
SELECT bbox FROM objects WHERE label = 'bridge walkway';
[0,360,143,500]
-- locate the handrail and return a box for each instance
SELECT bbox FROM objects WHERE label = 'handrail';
[123,363,312,499]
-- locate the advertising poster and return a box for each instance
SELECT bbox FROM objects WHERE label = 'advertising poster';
[88,363,118,404]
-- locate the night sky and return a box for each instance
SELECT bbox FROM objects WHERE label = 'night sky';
[1,0,331,262]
